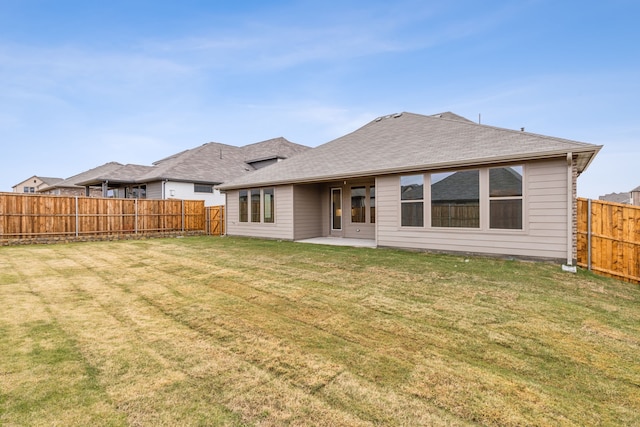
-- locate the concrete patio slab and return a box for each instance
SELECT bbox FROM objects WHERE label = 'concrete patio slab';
[296,237,377,248]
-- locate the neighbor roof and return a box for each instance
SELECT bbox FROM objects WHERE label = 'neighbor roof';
[599,192,631,204]
[38,176,64,186]
[12,175,63,188]
[137,137,309,184]
[68,137,310,187]
[38,162,126,191]
[218,111,602,190]
[75,163,155,186]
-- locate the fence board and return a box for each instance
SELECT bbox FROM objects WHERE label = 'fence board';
[577,198,640,284]
[0,193,206,242]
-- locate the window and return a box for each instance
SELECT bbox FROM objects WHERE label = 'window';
[351,187,366,223]
[370,186,375,223]
[431,170,479,228]
[240,188,275,223]
[127,185,146,199]
[490,166,523,229]
[239,190,248,222]
[194,184,213,193]
[24,186,34,193]
[251,190,261,222]
[331,188,342,230]
[401,175,424,227]
[263,188,274,223]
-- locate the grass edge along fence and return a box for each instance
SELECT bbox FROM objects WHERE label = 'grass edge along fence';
[0,193,207,244]
[577,197,640,285]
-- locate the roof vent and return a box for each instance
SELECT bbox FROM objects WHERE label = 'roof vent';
[393,112,403,118]
[375,117,383,122]
[520,127,525,132]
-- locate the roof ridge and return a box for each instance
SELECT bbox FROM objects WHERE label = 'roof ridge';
[405,111,594,147]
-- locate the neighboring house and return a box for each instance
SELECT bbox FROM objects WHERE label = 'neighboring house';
[38,162,130,197]
[599,192,631,204]
[12,176,63,193]
[218,111,602,264]
[599,186,640,206]
[632,186,640,206]
[72,137,309,206]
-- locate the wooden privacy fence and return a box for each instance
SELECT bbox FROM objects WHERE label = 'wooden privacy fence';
[0,193,206,243]
[577,198,640,284]
[205,205,225,236]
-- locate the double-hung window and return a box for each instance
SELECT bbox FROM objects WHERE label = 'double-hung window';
[400,175,424,227]
[489,166,523,229]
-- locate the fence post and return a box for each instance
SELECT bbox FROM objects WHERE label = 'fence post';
[135,199,138,234]
[205,206,210,235]
[182,200,185,232]
[75,196,79,237]
[587,198,592,271]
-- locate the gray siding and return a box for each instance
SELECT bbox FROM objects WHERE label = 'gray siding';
[146,181,163,199]
[225,186,295,240]
[377,159,570,259]
[293,184,323,240]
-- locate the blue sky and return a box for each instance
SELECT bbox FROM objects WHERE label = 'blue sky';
[1,0,638,198]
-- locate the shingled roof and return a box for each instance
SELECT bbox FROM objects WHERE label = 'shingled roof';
[75,163,155,186]
[59,137,309,188]
[137,137,309,184]
[41,162,127,190]
[218,112,602,190]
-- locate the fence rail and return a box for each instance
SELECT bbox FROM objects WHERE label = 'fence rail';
[577,198,640,284]
[0,193,206,242]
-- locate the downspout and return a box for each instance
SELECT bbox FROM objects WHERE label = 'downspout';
[565,152,575,269]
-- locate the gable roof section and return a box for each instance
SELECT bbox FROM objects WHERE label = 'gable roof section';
[13,175,63,188]
[218,112,602,190]
[241,137,310,164]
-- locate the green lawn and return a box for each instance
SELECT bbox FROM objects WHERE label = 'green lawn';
[1,236,638,426]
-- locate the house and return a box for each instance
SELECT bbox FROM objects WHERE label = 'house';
[218,111,602,264]
[70,137,309,206]
[599,185,640,206]
[37,162,133,197]
[599,192,631,204]
[12,176,63,193]
[633,186,640,206]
